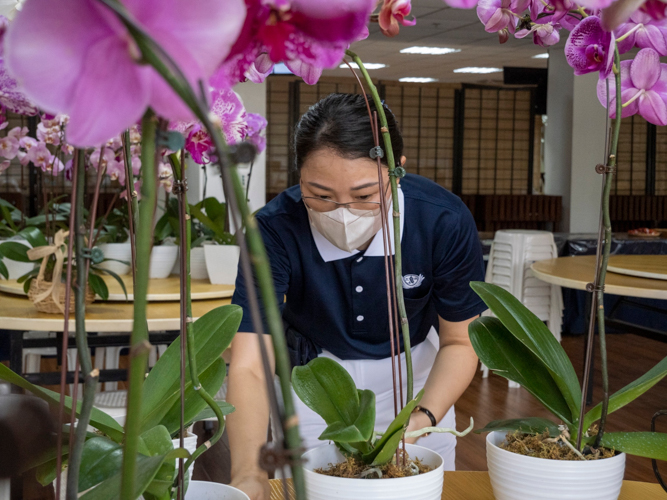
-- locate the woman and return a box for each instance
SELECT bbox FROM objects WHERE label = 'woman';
[226,93,486,500]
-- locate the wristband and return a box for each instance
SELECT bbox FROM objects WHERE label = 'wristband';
[413,405,436,436]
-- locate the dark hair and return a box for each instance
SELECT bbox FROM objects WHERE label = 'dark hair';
[293,93,404,171]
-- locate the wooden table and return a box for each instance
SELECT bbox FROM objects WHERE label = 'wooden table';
[607,255,667,281]
[268,472,667,499]
[531,256,667,300]
[0,275,235,301]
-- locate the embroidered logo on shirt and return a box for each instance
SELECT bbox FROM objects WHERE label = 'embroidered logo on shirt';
[402,274,425,289]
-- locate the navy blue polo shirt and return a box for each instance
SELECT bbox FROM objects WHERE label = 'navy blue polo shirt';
[231,174,486,360]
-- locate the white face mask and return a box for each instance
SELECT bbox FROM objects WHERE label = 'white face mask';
[305,205,383,253]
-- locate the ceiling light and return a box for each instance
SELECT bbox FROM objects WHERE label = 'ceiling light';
[272,63,293,74]
[532,53,549,59]
[453,67,503,74]
[340,62,387,70]
[399,77,439,83]
[400,46,461,55]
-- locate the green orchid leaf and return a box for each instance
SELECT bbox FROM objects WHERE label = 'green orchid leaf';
[203,197,226,225]
[1,205,17,232]
[190,400,235,423]
[474,417,561,436]
[597,432,667,461]
[35,456,65,487]
[0,259,8,280]
[88,273,109,300]
[78,449,188,500]
[584,356,667,432]
[140,426,175,497]
[292,357,360,427]
[189,204,226,241]
[354,389,376,442]
[140,305,241,433]
[469,317,573,425]
[0,364,125,442]
[362,389,424,465]
[17,267,39,283]
[370,428,404,466]
[17,226,48,248]
[78,437,123,492]
[319,421,366,443]
[95,267,128,300]
[0,241,31,262]
[471,282,581,421]
[157,357,227,436]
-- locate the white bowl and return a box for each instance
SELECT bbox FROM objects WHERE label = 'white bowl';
[190,247,209,280]
[97,242,132,275]
[302,443,444,500]
[149,245,178,279]
[185,480,250,500]
[204,245,240,285]
[486,431,626,500]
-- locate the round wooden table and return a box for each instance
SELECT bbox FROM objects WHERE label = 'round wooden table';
[531,256,667,300]
[268,472,667,499]
[0,275,235,302]
[607,255,667,281]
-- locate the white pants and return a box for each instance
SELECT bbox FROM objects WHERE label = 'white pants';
[289,329,457,471]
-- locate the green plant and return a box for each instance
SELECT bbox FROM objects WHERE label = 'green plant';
[292,357,473,469]
[95,206,130,245]
[469,282,667,460]
[0,304,239,499]
[189,197,235,246]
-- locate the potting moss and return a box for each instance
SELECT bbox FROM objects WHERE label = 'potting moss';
[314,452,432,479]
[501,431,616,461]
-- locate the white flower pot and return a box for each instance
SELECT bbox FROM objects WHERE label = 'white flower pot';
[97,242,132,275]
[302,443,444,500]
[204,245,240,285]
[149,245,178,279]
[185,480,250,500]
[173,432,199,485]
[1,238,36,280]
[190,247,209,280]
[486,431,626,500]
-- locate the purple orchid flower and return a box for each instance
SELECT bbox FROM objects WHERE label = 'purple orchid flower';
[5,0,246,147]
[0,58,37,116]
[615,11,667,55]
[477,0,520,43]
[379,0,416,37]
[516,21,561,46]
[211,0,375,88]
[564,16,615,77]
[597,48,667,125]
[245,113,268,154]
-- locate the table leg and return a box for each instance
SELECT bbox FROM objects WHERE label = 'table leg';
[7,331,22,391]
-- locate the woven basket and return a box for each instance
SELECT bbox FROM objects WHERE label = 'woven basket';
[28,279,95,314]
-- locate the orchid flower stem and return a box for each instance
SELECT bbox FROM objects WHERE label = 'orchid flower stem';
[120,110,157,499]
[121,130,138,288]
[65,150,98,500]
[169,152,227,473]
[577,7,588,17]
[346,49,414,403]
[97,2,306,497]
[593,47,622,449]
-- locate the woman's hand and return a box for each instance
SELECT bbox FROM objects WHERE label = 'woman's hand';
[232,474,271,500]
[404,411,431,444]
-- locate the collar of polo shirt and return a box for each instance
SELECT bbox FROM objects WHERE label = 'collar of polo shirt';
[309,186,405,263]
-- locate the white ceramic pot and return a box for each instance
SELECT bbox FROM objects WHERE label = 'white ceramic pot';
[149,245,178,279]
[486,431,626,500]
[302,443,444,500]
[97,242,132,276]
[1,238,36,280]
[185,480,250,500]
[190,247,209,280]
[204,244,240,285]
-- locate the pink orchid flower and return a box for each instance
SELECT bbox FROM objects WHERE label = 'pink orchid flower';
[27,141,51,169]
[477,0,520,42]
[615,11,667,55]
[121,179,141,200]
[211,0,376,88]
[445,0,482,8]
[106,159,126,185]
[597,48,667,125]
[185,125,213,165]
[17,136,36,165]
[0,135,18,159]
[5,0,246,147]
[246,112,268,154]
[516,21,561,46]
[379,0,416,37]
[0,159,9,173]
[8,126,27,139]
[564,16,615,77]
[211,88,248,145]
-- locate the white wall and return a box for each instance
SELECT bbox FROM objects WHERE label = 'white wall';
[544,48,606,233]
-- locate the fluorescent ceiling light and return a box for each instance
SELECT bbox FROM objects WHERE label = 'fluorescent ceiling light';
[400,46,461,55]
[340,62,387,70]
[532,53,549,59]
[399,77,438,83]
[453,67,503,74]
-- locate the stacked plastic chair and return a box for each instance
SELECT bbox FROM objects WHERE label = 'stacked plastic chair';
[482,230,563,385]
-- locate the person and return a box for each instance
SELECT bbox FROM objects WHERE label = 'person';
[226,93,486,500]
